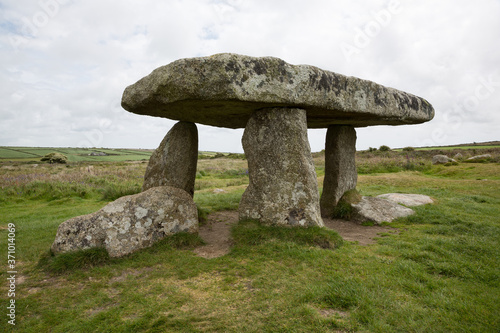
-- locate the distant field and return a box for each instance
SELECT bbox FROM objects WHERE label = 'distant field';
[0,147,153,162]
[410,145,500,151]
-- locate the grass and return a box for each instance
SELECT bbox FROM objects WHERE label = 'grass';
[0,148,499,332]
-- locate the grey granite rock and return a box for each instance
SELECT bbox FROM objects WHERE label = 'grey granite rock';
[238,108,323,227]
[351,196,415,224]
[51,186,198,257]
[142,121,198,196]
[122,53,434,128]
[320,125,357,217]
[432,155,456,165]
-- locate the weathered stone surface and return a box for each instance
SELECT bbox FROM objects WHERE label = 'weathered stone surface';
[320,125,357,217]
[432,155,456,165]
[51,186,198,257]
[238,108,323,227]
[351,196,415,224]
[453,153,463,160]
[142,122,198,196]
[377,193,433,206]
[122,53,434,129]
[467,154,492,161]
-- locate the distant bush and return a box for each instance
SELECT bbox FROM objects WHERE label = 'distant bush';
[368,147,377,152]
[212,153,225,159]
[402,147,415,152]
[379,145,391,152]
[41,152,68,164]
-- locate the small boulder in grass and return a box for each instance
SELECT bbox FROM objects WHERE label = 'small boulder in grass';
[432,155,456,165]
[466,154,492,162]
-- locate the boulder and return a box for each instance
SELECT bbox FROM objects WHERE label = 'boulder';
[377,193,433,206]
[51,186,198,257]
[432,155,456,165]
[142,122,198,196]
[351,196,415,224]
[453,153,463,160]
[122,53,434,129]
[466,154,492,161]
[238,108,323,227]
[320,125,357,217]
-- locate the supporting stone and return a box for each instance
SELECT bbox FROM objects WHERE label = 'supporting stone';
[142,121,198,196]
[320,125,357,217]
[238,108,323,227]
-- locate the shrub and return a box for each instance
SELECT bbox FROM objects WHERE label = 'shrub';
[41,152,68,164]
[368,147,377,152]
[379,145,391,152]
[402,146,415,152]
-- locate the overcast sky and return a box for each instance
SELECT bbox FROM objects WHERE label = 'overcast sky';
[1,0,499,153]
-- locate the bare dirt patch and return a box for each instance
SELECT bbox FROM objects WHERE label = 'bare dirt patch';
[194,211,397,258]
[322,218,397,246]
[193,211,238,259]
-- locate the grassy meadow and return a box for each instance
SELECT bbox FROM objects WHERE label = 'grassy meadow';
[0,146,499,332]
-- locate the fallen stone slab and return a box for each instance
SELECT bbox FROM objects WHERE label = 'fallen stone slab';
[122,53,434,129]
[142,121,198,196]
[377,193,433,206]
[51,186,198,257]
[351,196,415,224]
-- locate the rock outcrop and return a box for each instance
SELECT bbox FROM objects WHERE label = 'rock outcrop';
[320,125,357,217]
[238,108,323,227]
[51,186,198,257]
[122,53,434,129]
[142,122,198,196]
[432,155,456,165]
[467,154,491,161]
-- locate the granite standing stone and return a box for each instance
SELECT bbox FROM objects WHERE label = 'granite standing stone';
[142,121,198,197]
[238,108,323,227]
[320,125,357,217]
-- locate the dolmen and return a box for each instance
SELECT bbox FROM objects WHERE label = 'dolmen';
[52,53,434,257]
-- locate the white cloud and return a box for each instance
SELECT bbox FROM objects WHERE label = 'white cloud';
[1,0,499,152]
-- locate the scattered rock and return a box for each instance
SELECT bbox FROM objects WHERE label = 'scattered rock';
[142,121,198,196]
[467,154,492,161]
[432,155,456,165]
[453,153,463,160]
[121,53,434,129]
[89,152,107,156]
[239,108,323,227]
[213,188,226,194]
[376,193,433,206]
[51,186,198,257]
[320,125,357,217]
[351,196,415,224]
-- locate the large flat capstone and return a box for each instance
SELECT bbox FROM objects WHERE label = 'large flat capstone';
[121,53,434,129]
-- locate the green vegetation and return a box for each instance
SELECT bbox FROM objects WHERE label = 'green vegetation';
[0,146,499,332]
[40,152,68,164]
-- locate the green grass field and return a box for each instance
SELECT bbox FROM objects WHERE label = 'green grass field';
[0,148,499,332]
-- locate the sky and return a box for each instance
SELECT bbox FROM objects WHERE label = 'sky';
[1,0,499,153]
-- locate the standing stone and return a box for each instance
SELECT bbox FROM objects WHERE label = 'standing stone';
[320,125,357,217]
[238,108,323,227]
[142,121,198,196]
